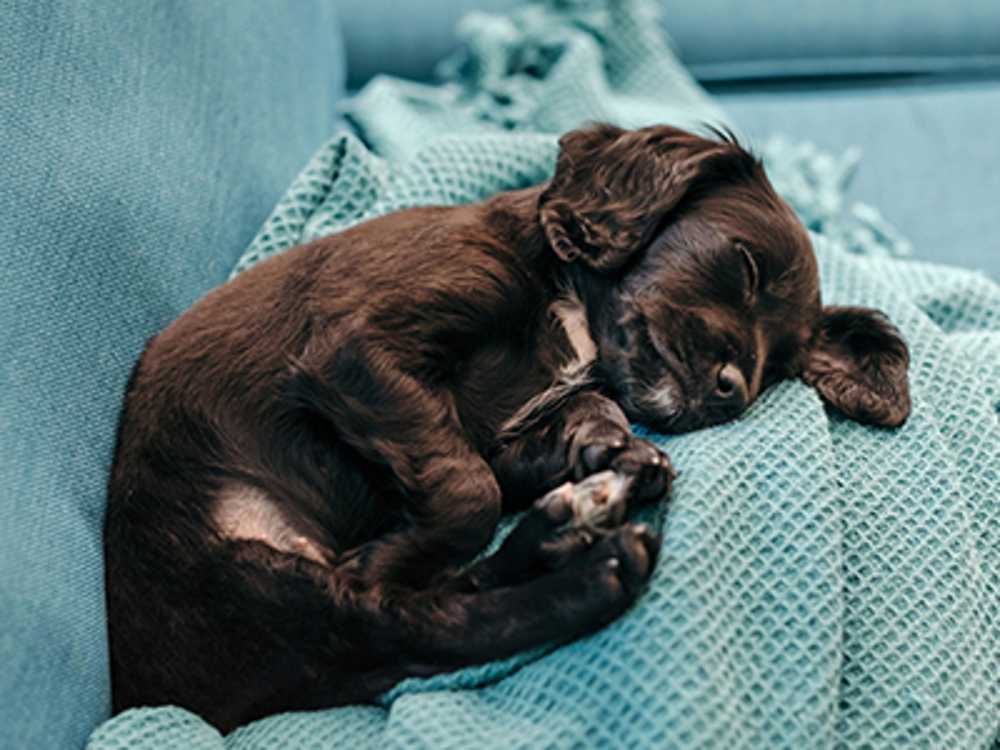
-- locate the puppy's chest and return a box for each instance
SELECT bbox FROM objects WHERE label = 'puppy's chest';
[548,293,597,371]
[449,294,595,445]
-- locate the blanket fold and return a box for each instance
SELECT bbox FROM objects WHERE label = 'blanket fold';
[90,1,1000,747]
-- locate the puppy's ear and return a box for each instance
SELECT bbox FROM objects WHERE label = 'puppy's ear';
[802,306,911,427]
[539,123,727,273]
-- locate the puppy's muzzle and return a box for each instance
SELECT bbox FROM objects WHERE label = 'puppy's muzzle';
[706,362,749,421]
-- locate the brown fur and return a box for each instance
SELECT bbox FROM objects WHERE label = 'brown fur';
[105,124,910,732]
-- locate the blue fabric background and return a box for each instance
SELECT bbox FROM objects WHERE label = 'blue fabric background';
[0,2,345,746]
[339,0,1000,89]
[720,81,1000,281]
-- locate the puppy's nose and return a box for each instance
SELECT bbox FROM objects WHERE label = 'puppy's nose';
[709,362,749,417]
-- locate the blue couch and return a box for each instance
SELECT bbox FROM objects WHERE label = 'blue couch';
[1,4,346,747]
[2,2,997,747]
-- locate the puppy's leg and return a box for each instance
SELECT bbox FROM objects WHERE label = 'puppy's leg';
[417,520,660,664]
[284,339,504,587]
[454,469,653,592]
[195,522,659,730]
[490,390,675,513]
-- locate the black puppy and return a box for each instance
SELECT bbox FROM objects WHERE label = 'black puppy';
[105,124,910,731]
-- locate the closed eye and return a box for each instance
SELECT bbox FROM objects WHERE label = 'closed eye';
[736,242,759,296]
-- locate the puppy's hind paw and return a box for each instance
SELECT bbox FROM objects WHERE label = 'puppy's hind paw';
[544,521,661,633]
[536,470,632,536]
[459,469,659,596]
[592,522,660,598]
[475,471,631,587]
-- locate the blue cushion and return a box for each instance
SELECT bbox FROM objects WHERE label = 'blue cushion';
[720,80,1000,281]
[339,0,1000,88]
[340,0,516,89]
[0,2,345,746]
[661,0,1000,81]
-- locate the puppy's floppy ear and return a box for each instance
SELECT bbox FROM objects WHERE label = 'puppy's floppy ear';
[539,123,726,273]
[802,306,911,428]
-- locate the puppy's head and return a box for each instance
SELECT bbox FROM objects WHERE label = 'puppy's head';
[540,123,911,433]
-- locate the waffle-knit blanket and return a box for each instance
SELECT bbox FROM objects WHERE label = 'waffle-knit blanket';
[88,1,1000,747]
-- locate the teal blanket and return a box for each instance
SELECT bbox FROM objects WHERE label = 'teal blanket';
[89,1,1000,747]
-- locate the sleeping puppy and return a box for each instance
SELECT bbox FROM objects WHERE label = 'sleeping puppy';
[105,123,910,731]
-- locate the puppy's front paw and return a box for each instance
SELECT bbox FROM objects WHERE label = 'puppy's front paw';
[609,436,675,503]
[574,432,675,504]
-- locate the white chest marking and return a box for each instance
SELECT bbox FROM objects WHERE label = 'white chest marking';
[550,293,597,373]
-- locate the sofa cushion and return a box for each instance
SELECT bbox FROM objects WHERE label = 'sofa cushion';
[720,80,1000,280]
[663,0,1000,81]
[0,2,345,747]
[339,0,1000,88]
